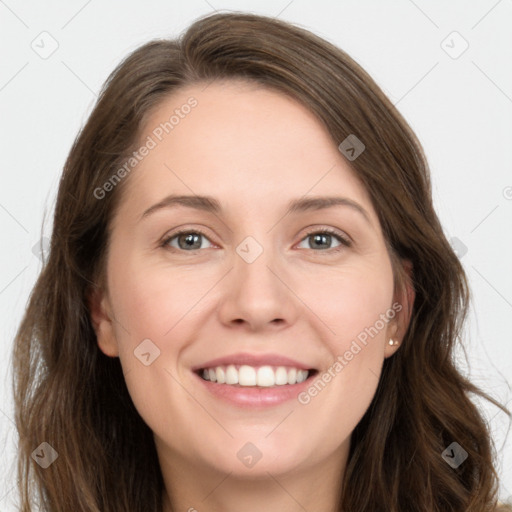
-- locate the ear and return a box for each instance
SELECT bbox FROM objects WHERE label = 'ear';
[87,284,119,357]
[384,259,415,358]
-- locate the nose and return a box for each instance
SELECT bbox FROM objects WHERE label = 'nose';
[216,241,300,332]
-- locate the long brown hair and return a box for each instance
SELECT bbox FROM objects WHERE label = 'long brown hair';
[12,11,511,511]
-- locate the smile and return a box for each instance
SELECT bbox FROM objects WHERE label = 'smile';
[192,352,319,407]
[198,364,315,387]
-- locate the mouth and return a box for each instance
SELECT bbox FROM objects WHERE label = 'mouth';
[194,364,319,387]
[191,352,320,407]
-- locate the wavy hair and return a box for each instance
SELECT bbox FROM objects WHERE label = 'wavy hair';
[13,11,511,512]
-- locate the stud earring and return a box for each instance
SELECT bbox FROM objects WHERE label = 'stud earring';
[388,338,399,346]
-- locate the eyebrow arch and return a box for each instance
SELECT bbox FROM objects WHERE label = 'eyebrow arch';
[141,195,222,220]
[286,196,371,224]
[140,194,371,224]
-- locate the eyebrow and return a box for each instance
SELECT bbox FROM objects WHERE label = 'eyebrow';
[140,194,372,224]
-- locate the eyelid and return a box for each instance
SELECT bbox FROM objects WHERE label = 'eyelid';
[299,226,352,246]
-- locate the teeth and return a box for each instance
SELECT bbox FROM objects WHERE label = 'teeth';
[296,370,307,383]
[200,365,310,387]
[239,365,256,386]
[216,367,226,384]
[275,366,288,385]
[257,366,275,387]
[226,364,239,384]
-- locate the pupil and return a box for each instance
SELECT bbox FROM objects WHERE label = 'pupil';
[312,234,330,249]
[181,233,200,249]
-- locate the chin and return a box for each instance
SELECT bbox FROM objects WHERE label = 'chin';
[199,435,316,477]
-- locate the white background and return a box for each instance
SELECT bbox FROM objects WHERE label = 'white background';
[1,0,511,508]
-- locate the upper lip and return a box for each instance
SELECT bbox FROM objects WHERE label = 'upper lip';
[192,352,316,372]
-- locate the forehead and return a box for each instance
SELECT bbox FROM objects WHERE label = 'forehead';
[115,79,377,225]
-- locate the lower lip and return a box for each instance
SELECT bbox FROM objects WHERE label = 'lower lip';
[193,371,315,408]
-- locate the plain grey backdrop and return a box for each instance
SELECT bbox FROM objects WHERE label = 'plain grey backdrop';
[1,0,511,508]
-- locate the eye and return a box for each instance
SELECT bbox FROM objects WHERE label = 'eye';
[296,228,351,252]
[160,227,351,253]
[161,229,214,251]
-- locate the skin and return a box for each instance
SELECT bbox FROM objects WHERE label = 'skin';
[90,80,414,512]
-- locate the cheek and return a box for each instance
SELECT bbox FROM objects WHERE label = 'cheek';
[302,260,394,346]
[108,254,219,347]
[105,254,224,415]
[106,259,203,440]
[293,261,393,421]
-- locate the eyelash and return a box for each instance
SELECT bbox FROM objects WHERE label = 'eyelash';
[160,227,352,254]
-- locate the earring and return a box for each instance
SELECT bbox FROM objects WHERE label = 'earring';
[388,338,399,346]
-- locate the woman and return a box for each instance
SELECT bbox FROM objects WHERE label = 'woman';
[13,11,511,512]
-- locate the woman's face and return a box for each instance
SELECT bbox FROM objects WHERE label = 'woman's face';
[91,80,410,481]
